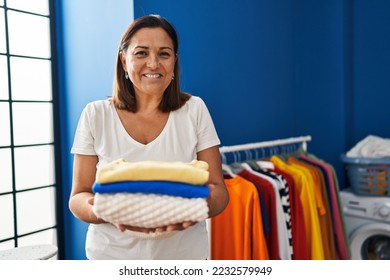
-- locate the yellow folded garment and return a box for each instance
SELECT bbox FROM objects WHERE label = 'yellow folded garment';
[96,159,209,185]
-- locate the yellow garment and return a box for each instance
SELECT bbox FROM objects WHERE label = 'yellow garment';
[270,156,324,260]
[289,158,336,259]
[288,158,326,216]
[96,159,209,185]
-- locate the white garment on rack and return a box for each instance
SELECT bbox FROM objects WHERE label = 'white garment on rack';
[267,170,293,259]
[347,135,390,158]
[256,160,275,170]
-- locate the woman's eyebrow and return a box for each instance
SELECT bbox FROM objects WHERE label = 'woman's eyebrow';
[134,45,148,50]
[160,46,173,51]
[134,45,173,51]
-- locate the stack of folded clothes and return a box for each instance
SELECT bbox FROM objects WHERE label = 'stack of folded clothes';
[92,159,210,239]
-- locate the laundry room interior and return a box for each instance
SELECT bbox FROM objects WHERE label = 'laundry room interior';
[1,0,390,261]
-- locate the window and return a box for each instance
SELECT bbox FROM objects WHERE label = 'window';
[0,0,61,257]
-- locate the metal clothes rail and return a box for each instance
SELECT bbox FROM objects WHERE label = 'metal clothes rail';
[219,135,312,161]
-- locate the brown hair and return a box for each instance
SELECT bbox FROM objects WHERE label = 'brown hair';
[112,14,190,112]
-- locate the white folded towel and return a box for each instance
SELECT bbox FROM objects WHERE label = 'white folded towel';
[346,135,390,158]
[93,192,209,229]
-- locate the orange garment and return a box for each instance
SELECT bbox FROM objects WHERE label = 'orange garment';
[211,176,269,260]
[290,158,336,259]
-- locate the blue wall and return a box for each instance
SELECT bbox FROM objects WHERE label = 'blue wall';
[58,0,390,259]
[57,0,133,260]
[136,0,296,145]
[292,1,348,180]
[353,0,390,142]
[134,0,390,185]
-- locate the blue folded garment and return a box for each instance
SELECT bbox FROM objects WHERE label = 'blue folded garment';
[92,180,209,198]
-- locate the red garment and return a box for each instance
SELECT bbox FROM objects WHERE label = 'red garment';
[238,169,280,260]
[273,166,309,260]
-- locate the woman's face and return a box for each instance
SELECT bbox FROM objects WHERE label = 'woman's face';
[121,27,176,97]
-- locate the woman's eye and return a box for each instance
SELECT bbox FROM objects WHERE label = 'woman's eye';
[159,52,171,57]
[134,51,147,57]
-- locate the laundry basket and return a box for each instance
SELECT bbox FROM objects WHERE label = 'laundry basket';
[340,154,390,196]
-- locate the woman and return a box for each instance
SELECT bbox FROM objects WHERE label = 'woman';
[69,14,229,259]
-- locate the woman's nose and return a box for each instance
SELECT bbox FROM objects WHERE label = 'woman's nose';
[146,54,159,68]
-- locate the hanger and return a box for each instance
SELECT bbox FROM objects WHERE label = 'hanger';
[275,144,289,161]
[241,162,254,171]
[244,148,260,170]
[222,163,236,178]
[241,149,256,171]
[220,140,309,177]
[221,152,236,178]
[229,151,245,174]
[254,146,275,169]
[284,143,307,160]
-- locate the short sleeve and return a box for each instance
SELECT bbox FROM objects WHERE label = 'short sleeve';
[195,97,221,152]
[70,104,96,155]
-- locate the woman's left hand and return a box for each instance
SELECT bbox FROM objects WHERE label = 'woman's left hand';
[116,221,197,233]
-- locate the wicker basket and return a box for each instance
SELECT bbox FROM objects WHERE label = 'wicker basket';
[340,154,390,196]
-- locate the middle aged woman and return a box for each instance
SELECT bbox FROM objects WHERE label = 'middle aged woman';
[69,14,229,260]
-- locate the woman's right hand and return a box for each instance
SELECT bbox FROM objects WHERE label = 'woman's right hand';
[115,221,196,233]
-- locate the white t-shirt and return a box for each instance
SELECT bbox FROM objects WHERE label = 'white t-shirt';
[71,95,220,259]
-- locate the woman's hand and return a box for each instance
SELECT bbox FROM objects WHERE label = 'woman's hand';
[115,221,197,233]
[87,196,106,224]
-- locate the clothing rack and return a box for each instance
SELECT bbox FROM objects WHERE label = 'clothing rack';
[214,134,350,260]
[219,135,312,163]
